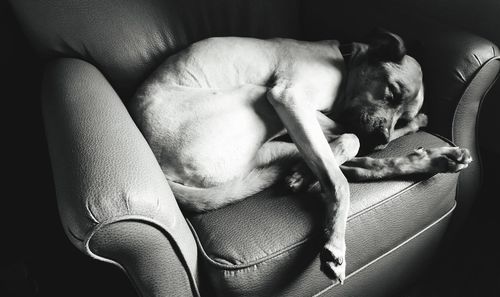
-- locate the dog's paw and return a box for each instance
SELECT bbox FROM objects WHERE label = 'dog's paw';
[414,113,428,128]
[405,113,428,133]
[284,162,314,192]
[285,171,306,192]
[414,146,472,173]
[431,147,472,172]
[320,242,346,284]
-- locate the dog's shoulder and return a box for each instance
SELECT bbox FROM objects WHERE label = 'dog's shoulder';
[270,39,345,111]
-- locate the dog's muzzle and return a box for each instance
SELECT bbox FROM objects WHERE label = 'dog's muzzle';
[339,110,391,153]
[370,126,390,146]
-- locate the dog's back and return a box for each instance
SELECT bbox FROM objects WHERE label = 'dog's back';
[128,37,344,212]
[152,37,277,89]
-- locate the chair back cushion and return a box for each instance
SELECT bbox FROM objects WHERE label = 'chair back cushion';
[10,0,301,97]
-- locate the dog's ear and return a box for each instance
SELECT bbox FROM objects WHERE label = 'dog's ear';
[367,29,406,63]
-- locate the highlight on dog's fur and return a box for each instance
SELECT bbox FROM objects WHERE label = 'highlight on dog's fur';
[168,166,281,212]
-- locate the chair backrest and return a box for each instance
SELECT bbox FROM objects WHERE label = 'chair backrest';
[10,0,301,98]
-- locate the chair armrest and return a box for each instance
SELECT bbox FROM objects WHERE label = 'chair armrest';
[302,0,500,225]
[397,25,500,225]
[42,58,199,296]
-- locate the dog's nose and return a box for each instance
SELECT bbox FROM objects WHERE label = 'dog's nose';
[373,127,390,145]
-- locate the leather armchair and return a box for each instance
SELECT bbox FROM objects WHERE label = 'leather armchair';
[9,0,499,296]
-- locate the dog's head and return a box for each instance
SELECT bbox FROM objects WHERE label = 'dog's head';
[338,30,424,152]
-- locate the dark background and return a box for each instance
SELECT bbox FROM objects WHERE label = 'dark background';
[0,2,136,296]
[1,1,498,296]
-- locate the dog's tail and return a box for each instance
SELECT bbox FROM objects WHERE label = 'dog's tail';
[168,166,283,213]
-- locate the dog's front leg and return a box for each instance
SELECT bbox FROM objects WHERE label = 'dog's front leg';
[341,146,472,181]
[390,113,428,141]
[267,84,349,284]
[373,113,428,151]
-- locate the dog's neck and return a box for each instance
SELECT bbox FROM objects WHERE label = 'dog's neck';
[328,42,368,121]
[325,43,355,122]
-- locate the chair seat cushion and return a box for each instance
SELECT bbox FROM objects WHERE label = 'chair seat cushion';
[186,132,459,297]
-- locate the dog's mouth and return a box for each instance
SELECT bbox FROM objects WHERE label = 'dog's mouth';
[357,130,390,155]
[337,109,391,154]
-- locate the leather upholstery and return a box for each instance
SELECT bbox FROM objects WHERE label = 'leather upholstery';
[8,0,499,296]
[41,58,200,294]
[302,0,500,230]
[319,207,453,297]
[10,0,301,99]
[450,60,500,228]
[187,132,458,296]
[89,221,196,297]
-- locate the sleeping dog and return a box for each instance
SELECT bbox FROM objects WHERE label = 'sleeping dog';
[129,30,472,284]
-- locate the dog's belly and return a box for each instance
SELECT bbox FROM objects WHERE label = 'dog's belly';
[141,84,284,188]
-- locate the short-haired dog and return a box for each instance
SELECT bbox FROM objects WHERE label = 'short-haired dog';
[129,30,472,284]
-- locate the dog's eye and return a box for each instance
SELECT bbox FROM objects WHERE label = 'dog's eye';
[384,86,395,102]
[384,91,394,101]
[385,85,401,105]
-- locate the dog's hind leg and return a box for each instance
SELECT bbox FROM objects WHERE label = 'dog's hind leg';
[254,141,302,167]
[169,139,320,214]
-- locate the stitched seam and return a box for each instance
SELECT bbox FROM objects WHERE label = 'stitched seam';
[347,132,456,220]
[85,215,201,297]
[472,59,500,187]
[347,175,435,221]
[187,216,311,270]
[85,193,100,224]
[451,56,500,142]
[312,202,456,297]
[451,56,500,194]
[67,227,85,242]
